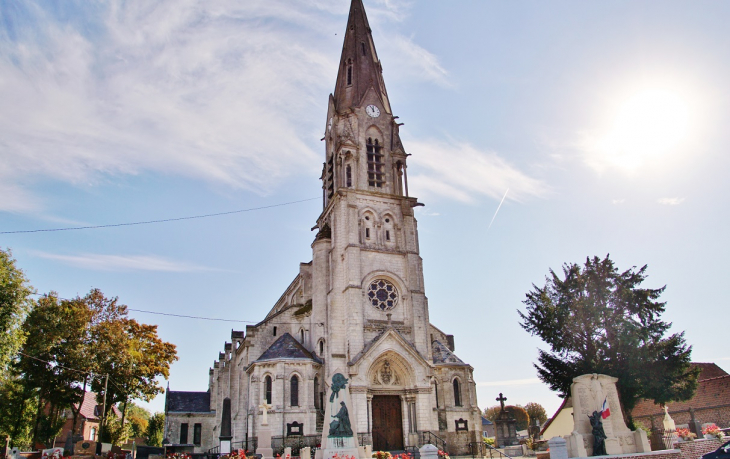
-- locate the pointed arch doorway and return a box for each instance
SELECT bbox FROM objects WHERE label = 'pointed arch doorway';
[372,395,404,451]
[368,353,413,451]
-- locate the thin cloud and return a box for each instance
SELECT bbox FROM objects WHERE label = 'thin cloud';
[0,0,450,213]
[612,199,625,205]
[477,378,541,387]
[407,139,548,203]
[389,35,451,87]
[32,251,216,272]
[658,197,685,206]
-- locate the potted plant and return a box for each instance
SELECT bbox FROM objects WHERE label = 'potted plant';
[677,428,697,442]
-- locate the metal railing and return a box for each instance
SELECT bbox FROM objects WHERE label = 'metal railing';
[270,434,320,456]
[485,444,513,459]
[468,442,486,458]
[419,431,447,453]
[231,438,258,453]
[358,433,373,446]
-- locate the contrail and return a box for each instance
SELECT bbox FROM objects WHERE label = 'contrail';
[487,188,509,230]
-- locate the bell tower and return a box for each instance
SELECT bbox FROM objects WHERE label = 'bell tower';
[321,0,409,205]
[313,0,430,372]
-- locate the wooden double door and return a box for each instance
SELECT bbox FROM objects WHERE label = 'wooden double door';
[372,395,404,451]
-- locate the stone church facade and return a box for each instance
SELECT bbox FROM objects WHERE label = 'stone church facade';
[165,0,481,454]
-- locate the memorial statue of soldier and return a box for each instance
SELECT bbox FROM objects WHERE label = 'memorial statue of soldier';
[589,411,607,456]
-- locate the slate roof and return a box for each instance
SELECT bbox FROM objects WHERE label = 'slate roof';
[432,340,466,365]
[482,416,493,426]
[256,333,322,363]
[167,391,212,413]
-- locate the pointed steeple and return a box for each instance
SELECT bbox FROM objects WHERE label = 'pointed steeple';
[333,0,391,114]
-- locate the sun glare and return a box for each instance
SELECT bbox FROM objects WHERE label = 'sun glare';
[596,88,690,170]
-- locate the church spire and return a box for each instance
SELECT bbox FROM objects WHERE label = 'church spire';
[333,0,391,114]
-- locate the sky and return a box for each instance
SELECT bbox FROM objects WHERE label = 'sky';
[2,0,730,419]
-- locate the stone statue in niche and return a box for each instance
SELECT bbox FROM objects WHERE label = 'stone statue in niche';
[329,401,353,437]
[381,360,392,384]
[589,411,607,456]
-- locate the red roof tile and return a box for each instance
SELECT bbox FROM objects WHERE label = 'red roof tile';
[77,392,122,420]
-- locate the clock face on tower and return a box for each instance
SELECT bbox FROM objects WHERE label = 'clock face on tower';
[365,105,381,118]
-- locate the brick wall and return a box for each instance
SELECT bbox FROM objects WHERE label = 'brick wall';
[635,405,730,432]
[677,439,723,459]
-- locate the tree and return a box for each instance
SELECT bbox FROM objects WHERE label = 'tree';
[483,404,530,431]
[483,405,500,422]
[524,402,548,426]
[16,293,91,446]
[126,403,150,440]
[88,289,177,421]
[0,248,34,378]
[519,255,700,425]
[145,413,165,447]
[506,405,530,431]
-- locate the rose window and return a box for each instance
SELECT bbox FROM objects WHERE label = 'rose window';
[368,279,398,311]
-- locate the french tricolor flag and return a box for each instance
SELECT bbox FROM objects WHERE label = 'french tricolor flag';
[601,397,611,419]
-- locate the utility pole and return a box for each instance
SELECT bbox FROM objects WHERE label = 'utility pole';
[97,374,108,454]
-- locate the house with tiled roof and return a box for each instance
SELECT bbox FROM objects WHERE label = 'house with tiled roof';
[52,392,123,445]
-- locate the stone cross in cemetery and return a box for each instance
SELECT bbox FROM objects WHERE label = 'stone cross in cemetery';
[495,393,518,448]
[259,402,272,426]
[497,393,507,409]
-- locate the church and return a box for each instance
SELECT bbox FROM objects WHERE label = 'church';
[164,0,481,455]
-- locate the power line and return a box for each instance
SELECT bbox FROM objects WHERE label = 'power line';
[1,196,319,234]
[18,351,94,377]
[127,308,257,323]
[29,293,311,325]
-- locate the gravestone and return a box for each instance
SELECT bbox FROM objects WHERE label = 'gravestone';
[420,444,439,459]
[220,398,233,455]
[548,437,568,459]
[284,447,292,458]
[75,441,97,456]
[319,372,360,459]
[688,408,702,439]
[256,402,274,459]
[566,374,650,457]
[300,447,311,459]
[494,393,518,447]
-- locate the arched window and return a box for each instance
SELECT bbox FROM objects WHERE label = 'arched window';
[90,427,97,441]
[346,165,352,187]
[314,376,320,409]
[273,326,277,336]
[347,59,353,85]
[453,379,462,407]
[264,375,272,404]
[361,42,366,56]
[290,375,299,406]
[319,339,325,355]
[300,329,305,343]
[367,138,384,187]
